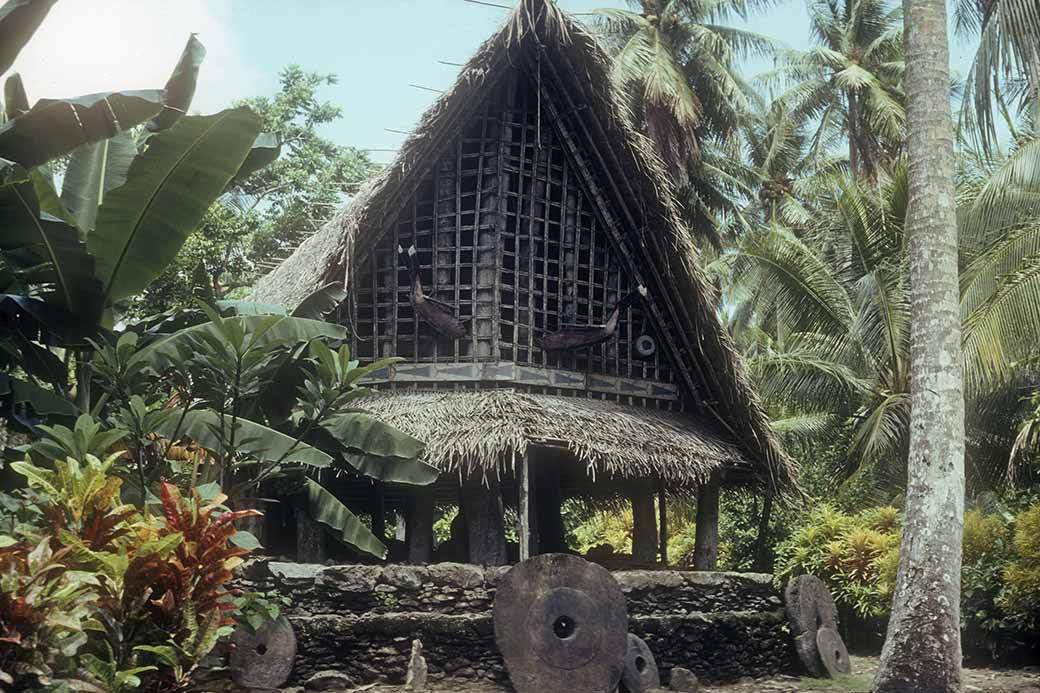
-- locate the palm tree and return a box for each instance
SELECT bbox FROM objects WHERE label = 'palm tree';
[875,0,964,684]
[956,0,1040,153]
[719,153,1040,496]
[594,0,775,185]
[763,0,905,177]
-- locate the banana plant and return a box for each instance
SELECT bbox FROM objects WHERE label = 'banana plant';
[0,30,279,428]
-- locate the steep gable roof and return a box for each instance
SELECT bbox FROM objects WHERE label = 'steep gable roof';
[252,0,796,494]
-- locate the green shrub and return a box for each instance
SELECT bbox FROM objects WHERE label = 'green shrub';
[775,504,900,619]
[999,505,1040,631]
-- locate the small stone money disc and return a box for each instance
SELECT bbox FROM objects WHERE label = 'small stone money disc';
[229,615,297,689]
[816,626,851,677]
[619,633,660,693]
[493,553,628,693]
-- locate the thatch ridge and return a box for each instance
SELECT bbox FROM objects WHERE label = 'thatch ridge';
[252,0,796,494]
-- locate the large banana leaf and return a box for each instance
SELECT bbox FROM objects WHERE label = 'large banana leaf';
[157,408,332,470]
[0,90,163,167]
[321,413,437,485]
[231,132,281,185]
[89,108,261,302]
[148,34,206,133]
[0,165,101,316]
[59,132,136,232]
[4,73,29,119]
[130,315,347,370]
[0,372,79,424]
[300,478,386,558]
[0,0,56,75]
[292,283,347,319]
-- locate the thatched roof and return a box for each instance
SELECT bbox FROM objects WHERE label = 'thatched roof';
[357,390,749,486]
[252,0,796,494]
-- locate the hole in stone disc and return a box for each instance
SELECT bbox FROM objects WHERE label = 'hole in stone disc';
[256,643,268,655]
[553,615,576,640]
[635,655,647,673]
[835,649,842,661]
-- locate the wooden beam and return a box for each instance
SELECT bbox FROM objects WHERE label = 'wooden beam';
[658,483,668,567]
[406,492,435,564]
[631,490,658,565]
[295,505,327,564]
[693,471,720,571]
[462,471,508,565]
[517,451,531,561]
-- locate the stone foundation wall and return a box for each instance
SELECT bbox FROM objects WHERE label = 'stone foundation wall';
[236,559,794,687]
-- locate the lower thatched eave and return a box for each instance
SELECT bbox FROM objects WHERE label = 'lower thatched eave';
[354,389,753,486]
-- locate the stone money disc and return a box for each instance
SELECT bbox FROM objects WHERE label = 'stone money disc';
[619,633,660,693]
[229,615,297,689]
[816,626,852,677]
[493,553,628,693]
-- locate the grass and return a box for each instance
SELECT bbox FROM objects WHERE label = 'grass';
[795,674,873,691]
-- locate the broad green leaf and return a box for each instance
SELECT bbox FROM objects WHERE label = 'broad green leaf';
[60,131,136,232]
[0,167,102,315]
[230,530,263,551]
[0,0,56,75]
[0,535,16,548]
[301,478,385,558]
[148,33,206,133]
[90,108,261,302]
[215,299,289,316]
[157,408,332,469]
[0,90,163,167]
[0,372,79,418]
[4,72,29,120]
[231,131,281,185]
[292,282,347,320]
[323,412,426,460]
[130,314,347,370]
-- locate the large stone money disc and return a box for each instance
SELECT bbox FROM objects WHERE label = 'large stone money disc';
[229,615,297,689]
[784,574,848,678]
[493,553,628,693]
[619,633,660,693]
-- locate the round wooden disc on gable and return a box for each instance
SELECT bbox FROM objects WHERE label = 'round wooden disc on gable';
[619,633,660,693]
[493,553,628,693]
[229,615,297,689]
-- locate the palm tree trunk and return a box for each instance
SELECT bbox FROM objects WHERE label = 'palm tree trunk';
[847,90,861,176]
[874,0,965,690]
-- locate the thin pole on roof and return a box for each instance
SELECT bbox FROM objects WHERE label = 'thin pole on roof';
[462,0,511,8]
[438,60,465,67]
[408,83,444,94]
[384,128,412,135]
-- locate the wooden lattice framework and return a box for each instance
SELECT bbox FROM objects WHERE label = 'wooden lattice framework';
[347,73,685,412]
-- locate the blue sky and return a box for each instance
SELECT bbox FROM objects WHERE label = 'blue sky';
[11,0,980,166]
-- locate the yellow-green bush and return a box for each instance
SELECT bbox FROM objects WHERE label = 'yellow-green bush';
[999,505,1040,630]
[775,504,900,618]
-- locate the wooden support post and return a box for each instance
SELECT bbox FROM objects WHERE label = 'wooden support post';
[658,483,669,567]
[753,492,774,572]
[295,505,327,564]
[462,472,508,566]
[517,451,531,561]
[406,492,435,564]
[631,489,658,565]
[533,458,564,553]
[693,471,721,571]
[371,483,386,543]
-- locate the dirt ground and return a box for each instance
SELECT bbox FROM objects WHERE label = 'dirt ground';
[346,656,1040,693]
